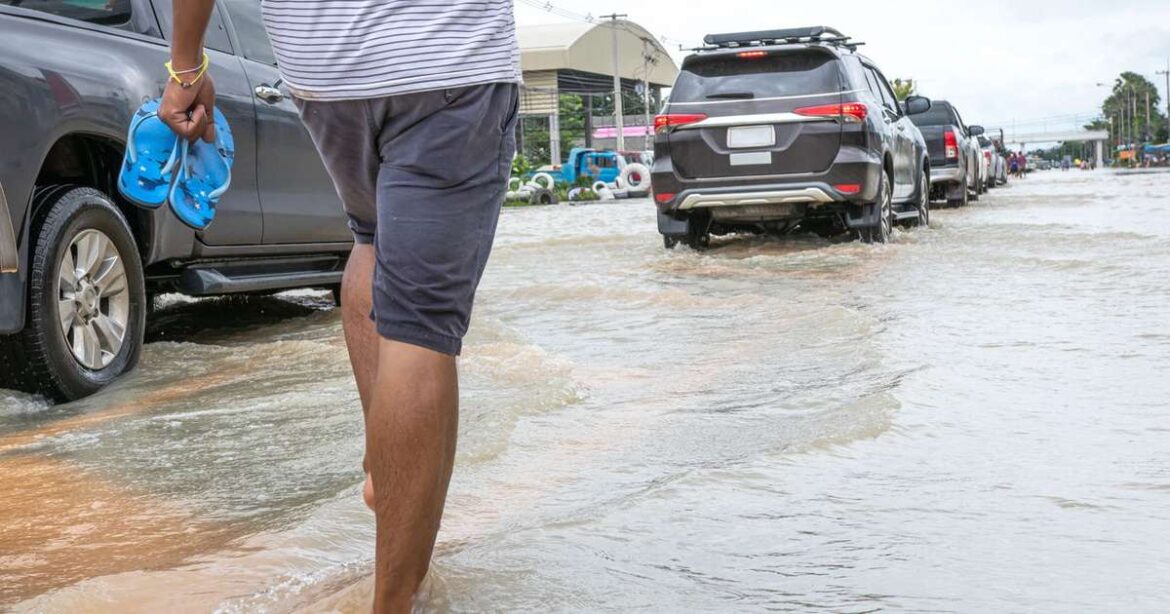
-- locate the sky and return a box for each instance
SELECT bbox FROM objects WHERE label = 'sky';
[515,0,1170,141]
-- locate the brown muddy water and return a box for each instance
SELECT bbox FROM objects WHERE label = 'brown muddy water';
[2,169,1169,612]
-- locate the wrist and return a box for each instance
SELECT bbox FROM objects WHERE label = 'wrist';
[170,49,204,72]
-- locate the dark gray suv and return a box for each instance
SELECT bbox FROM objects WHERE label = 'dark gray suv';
[651,27,934,248]
[0,0,351,402]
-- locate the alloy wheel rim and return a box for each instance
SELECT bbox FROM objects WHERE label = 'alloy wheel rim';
[920,175,930,225]
[57,229,129,370]
[881,180,893,239]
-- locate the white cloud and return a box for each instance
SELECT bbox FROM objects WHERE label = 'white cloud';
[516,0,1170,135]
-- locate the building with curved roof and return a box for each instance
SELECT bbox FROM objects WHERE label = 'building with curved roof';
[517,20,679,162]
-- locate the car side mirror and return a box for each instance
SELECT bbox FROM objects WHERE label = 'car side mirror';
[969,125,985,137]
[903,95,932,115]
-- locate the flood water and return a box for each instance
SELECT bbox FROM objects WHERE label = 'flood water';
[3,169,1169,612]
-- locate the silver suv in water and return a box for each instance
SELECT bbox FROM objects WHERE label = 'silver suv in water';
[651,26,934,248]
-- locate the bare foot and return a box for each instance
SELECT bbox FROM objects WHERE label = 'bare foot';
[363,472,375,511]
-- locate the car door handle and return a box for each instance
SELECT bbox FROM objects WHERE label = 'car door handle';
[254,85,284,104]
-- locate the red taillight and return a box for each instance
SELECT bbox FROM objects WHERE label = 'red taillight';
[944,129,959,160]
[794,103,868,123]
[654,192,676,204]
[983,151,991,160]
[834,184,861,195]
[736,50,768,59]
[654,113,707,133]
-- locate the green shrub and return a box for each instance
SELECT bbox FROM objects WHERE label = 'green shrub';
[511,155,530,178]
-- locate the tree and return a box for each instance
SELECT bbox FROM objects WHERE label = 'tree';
[890,78,916,101]
[1100,72,1167,146]
[557,93,587,151]
[518,94,595,167]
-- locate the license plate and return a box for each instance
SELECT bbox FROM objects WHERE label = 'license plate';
[729,152,772,166]
[727,125,775,149]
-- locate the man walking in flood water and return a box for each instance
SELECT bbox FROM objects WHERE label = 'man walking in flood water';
[159,1,520,610]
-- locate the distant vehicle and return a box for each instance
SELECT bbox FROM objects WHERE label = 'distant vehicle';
[908,100,985,207]
[978,135,1004,188]
[0,0,353,401]
[621,150,654,166]
[540,148,625,185]
[651,26,933,248]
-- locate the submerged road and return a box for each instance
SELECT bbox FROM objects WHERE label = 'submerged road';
[2,169,1169,612]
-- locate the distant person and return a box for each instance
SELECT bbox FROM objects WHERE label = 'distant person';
[1009,152,1020,178]
[159,0,521,611]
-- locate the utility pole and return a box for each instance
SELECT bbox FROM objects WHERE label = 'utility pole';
[1132,86,1138,146]
[1145,89,1151,142]
[641,42,656,153]
[1158,60,1169,142]
[601,13,628,151]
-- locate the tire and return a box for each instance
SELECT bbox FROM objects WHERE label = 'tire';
[0,187,146,402]
[662,235,678,249]
[858,172,893,244]
[528,188,554,206]
[910,170,930,228]
[947,179,969,208]
[682,213,711,250]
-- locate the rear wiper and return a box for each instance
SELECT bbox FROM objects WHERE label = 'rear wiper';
[706,92,754,100]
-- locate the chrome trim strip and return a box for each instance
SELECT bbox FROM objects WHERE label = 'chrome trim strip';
[669,89,864,106]
[679,112,822,130]
[0,181,17,274]
[678,188,836,210]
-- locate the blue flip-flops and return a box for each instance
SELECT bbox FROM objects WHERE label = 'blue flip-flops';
[117,99,180,208]
[169,107,234,231]
[118,99,233,230]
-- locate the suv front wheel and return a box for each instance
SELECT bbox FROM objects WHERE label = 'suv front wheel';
[0,186,146,402]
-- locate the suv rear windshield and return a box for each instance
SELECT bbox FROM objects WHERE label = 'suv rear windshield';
[909,103,958,127]
[671,50,841,103]
[1,0,130,25]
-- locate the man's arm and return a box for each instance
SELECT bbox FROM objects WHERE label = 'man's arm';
[160,0,217,142]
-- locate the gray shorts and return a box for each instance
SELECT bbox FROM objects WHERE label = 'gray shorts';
[295,83,519,355]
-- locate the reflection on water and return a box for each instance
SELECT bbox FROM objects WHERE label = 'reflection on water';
[3,170,1170,611]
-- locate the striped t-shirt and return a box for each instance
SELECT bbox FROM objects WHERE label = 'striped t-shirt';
[259,0,521,100]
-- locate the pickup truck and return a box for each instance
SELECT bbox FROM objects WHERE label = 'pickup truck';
[0,0,351,402]
[537,148,625,185]
[907,100,985,207]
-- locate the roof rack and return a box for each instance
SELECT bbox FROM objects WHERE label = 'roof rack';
[696,26,864,52]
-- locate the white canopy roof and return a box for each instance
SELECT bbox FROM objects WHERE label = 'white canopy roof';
[518,21,679,87]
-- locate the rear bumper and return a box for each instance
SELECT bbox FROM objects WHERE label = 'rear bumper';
[677,186,837,210]
[652,145,883,213]
[656,181,879,234]
[931,165,963,184]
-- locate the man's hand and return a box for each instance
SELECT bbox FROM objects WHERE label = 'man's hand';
[160,73,216,143]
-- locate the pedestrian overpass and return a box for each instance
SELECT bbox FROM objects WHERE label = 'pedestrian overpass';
[995,129,1111,165]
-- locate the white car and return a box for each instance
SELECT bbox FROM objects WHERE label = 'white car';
[978,136,1005,188]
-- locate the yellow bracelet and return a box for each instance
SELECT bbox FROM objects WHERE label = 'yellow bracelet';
[165,53,209,89]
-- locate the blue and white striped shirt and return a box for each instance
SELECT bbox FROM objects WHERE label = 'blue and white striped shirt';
[260,0,521,100]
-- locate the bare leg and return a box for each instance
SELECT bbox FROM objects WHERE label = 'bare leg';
[368,339,459,613]
[339,244,380,509]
